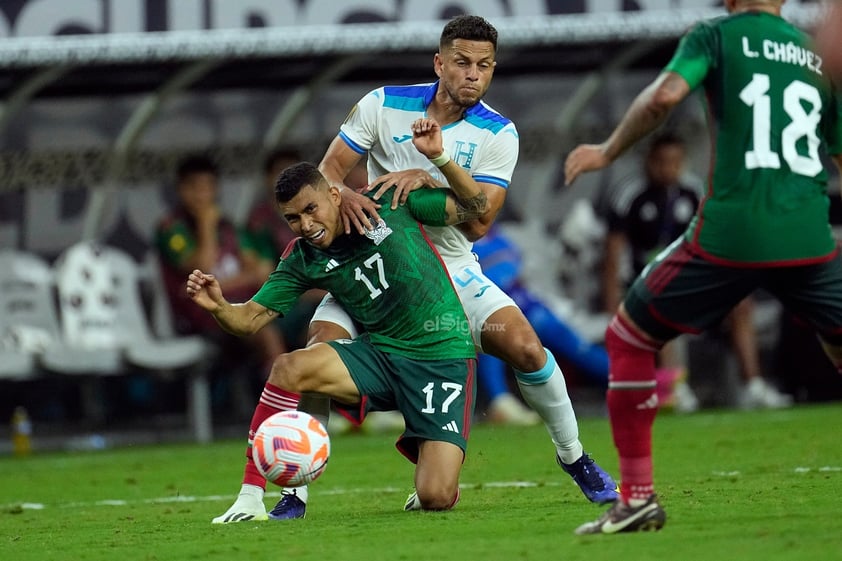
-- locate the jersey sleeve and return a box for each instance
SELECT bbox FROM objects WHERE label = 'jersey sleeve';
[405,188,449,226]
[473,121,519,188]
[250,252,312,316]
[338,87,383,154]
[664,21,718,90]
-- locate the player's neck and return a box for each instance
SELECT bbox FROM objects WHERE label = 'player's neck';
[732,1,781,16]
[429,93,468,126]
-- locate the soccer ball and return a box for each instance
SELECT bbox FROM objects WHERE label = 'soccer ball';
[252,411,331,487]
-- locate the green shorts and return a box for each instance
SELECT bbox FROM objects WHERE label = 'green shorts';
[327,339,476,463]
[626,240,842,345]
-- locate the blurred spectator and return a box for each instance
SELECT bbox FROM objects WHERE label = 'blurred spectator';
[244,148,325,349]
[473,224,610,424]
[155,153,286,414]
[601,134,791,411]
[815,0,842,79]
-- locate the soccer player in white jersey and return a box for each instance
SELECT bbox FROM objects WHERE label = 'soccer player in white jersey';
[213,15,618,524]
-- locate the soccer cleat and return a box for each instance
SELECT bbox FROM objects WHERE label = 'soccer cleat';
[559,452,620,504]
[268,489,307,520]
[740,378,793,410]
[211,492,269,524]
[403,489,460,511]
[404,491,422,511]
[574,494,666,535]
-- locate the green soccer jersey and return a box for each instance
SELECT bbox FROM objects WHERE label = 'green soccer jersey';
[251,187,475,360]
[665,11,842,264]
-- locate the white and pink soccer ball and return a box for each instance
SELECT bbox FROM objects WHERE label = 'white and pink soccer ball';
[252,411,331,487]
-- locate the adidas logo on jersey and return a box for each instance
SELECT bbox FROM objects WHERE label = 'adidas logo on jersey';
[325,259,340,272]
[441,420,459,433]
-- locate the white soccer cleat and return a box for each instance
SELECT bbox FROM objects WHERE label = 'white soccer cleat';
[404,491,422,511]
[740,378,793,410]
[211,492,269,524]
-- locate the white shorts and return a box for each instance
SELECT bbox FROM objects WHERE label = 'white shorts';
[310,256,516,352]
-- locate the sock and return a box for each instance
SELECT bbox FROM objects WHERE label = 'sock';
[242,383,300,489]
[515,348,584,464]
[283,485,309,504]
[604,316,661,503]
[238,483,264,500]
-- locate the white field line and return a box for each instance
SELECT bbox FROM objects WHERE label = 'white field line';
[7,467,840,511]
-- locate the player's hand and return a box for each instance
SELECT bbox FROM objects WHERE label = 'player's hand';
[186,269,224,312]
[564,144,611,186]
[367,169,439,209]
[339,188,382,235]
[410,117,444,159]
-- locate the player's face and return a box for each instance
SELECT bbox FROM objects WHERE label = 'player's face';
[177,172,217,215]
[280,185,343,248]
[435,39,496,108]
[646,144,685,188]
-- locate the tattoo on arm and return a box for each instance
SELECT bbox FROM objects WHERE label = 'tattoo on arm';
[451,191,488,222]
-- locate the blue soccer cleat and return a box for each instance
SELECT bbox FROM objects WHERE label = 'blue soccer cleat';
[558,452,620,505]
[268,489,306,520]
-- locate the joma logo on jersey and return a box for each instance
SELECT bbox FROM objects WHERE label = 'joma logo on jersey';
[451,141,477,169]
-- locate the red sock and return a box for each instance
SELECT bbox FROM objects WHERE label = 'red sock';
[605,316,661,502]
[242,383,300,488]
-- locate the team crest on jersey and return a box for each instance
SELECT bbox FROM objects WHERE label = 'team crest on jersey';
[364,219,393,245]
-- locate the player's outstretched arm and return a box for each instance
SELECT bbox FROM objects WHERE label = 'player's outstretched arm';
[565,71,690,186]
[186,269,277,336]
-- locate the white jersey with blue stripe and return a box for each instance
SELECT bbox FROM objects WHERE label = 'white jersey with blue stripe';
[338,81,519,262]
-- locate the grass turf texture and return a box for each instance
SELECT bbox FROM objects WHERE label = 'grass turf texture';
[1,403,840,561]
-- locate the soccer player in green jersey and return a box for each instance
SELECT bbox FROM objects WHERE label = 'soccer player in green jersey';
[191,151,489,521]
[565,0,842,534]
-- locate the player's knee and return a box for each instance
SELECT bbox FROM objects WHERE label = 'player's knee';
[604,315,660,382]
[415,482,459,511]
[269,352,310,393]
[507,334,546,372]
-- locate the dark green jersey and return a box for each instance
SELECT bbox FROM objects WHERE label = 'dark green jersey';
[665,11,842,264]
[252,187,474,360]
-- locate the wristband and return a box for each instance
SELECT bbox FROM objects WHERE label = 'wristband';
[428,150,451,168]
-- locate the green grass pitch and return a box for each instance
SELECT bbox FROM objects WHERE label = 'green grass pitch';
[2,404,840,561]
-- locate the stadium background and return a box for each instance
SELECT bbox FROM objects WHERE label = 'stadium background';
[1,0,839,446]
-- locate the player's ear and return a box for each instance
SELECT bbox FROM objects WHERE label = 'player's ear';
[433,52,443,77]
[328,185,342,205]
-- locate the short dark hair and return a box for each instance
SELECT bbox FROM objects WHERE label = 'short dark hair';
[648,133,685,155]
[440,15,497,52]
[176,153,218,182]
[263,147,303,175]
[275,161,326,203]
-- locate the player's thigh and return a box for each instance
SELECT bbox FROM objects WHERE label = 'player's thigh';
[625,241,757,341]
[325,340,397,413]
[392,356,476,462]
[446,259,518,352]
[308,293,358,343]
[767,256,842,346]
[271,343,359,403]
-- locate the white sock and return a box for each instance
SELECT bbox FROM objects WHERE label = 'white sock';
[515,349,584,465]
[239,483,264,500]
[282,485,309,504]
